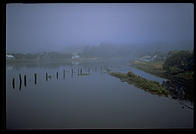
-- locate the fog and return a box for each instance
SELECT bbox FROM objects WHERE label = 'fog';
[6,3,194,54]
[6,3,194,129]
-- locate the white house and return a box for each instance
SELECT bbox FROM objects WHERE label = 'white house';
[6,54,15,60]
[72,53,80,59]
[139,55,152,62]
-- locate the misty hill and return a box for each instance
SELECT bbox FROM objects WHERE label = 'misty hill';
[78,41,193,59]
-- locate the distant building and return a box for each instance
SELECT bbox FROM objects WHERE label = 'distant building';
[139,55,152,62]
[72,53,80,59]
[151,55,157,60]
[6,54,15,60]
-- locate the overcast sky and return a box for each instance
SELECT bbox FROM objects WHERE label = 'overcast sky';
[6,3,194,53]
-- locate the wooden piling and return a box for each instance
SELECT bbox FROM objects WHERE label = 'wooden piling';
[80,68,82,75]
[19,74,22,83]
[88,68,90,73]
[56,72,58,79]
[46,72,48,81]
[12,78,15,89]
[72,68,73,74]
[71,68,73,77]
[19,74,22,90]
[34,73,37,84]
[24,75,27,87]
[63,69,65,79]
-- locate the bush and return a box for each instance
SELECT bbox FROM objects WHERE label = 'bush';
[163,50,194,74]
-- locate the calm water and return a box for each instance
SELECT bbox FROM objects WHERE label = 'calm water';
[6,60,193,129]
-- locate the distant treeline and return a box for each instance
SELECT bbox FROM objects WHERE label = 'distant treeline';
[7,52,73,63]
[163,50,194,74]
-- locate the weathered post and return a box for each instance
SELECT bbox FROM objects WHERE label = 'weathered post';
[56,72,58,79]
[88,68,90,73]
[34,73,37,84]
[63,69,65,79]
[71,68,73,74]
[78,68,80,76]
[80,68,82,75]
[24,75,27,87]
[46,72,48,81]
[12,78,15,89]
[70,68,73,77]
[19,74,22,90]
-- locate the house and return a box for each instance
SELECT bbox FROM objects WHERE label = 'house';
[6,54,15,60]
[139,55,152,62]
[72,53,80,59]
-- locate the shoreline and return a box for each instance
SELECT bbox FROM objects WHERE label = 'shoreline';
[130,60,194,102]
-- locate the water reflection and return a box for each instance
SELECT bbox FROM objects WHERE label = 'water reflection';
[10,65,107,92]
[8,61,193,105]
[6,61,193,129]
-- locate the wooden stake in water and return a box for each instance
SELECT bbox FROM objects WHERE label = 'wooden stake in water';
[71,68,74,77]
[56,72,58,79]
[24,75,27,87]
[63,69,65,79]
[88,68,90,73]
[72,68,73,74]
[80,68,82,75]
[12,78,15,89]
[46,72,48,81]
[78,68,80,76]
[19,74,22,90]
[34,73,37,85]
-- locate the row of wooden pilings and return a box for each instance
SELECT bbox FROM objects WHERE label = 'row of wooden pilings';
[11,67,101,90]
[12,73,37,90]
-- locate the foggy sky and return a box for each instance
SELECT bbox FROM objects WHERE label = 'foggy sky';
[6,3,194,53]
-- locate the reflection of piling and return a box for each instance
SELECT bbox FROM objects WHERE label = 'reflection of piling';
[56,72,58,79]
[34,73,37,84]
[63,69,65,79]
[78,68,80,75]
[46,72,48,81]
[19,74,22,90]
[12,78,15,89]
[24,75,27,87]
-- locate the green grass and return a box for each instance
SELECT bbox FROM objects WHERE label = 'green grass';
[131,60,194,81]
[110,71,169,96]
[131,60,167,78]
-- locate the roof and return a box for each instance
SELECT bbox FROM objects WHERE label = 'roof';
[6,54,14,58]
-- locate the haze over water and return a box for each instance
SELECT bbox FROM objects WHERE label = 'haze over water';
[6,3,194,129]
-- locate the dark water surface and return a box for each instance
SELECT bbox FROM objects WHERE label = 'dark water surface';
[6,60,193,129]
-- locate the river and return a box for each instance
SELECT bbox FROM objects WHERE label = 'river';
[6,59,193,129]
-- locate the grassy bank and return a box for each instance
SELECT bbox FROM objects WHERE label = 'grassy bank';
[110,71,169,96]
[131,60,167,78]
[131,60,194,81]
[131,60,194,101]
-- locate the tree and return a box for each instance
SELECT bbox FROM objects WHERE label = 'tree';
[163,50,194,74]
